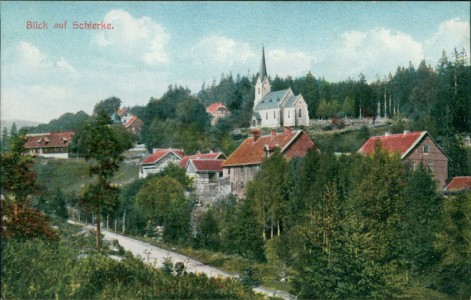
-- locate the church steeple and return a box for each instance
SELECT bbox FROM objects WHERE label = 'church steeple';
[259,46,267,82]
[254,46,271,109]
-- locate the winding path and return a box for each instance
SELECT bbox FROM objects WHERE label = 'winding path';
[68,221,295,299]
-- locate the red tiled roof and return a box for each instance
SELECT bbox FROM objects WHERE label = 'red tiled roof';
[190,159,225,172]
[179,152,226,168]
[444,176,471,192]
[142,148,185,164]
[117,108,126,116]
[206,102,226,113]
[358,131,426,158]
[24,132,75,149]
[124,115,138,128]
[222,129,315,167]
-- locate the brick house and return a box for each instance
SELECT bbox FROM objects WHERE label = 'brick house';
[358,131,449,188]
[444,176,471,192]
[206,103,230,126]
[139,148,185,178]
[222,127,317,198]
[24,131,75,159]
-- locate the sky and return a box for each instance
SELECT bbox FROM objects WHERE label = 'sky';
[1,1,469,124]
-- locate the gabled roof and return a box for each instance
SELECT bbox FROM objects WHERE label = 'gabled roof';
[259,46,268,83]
[117,108,127,116]
[142,148,185,165]
[189,159,225,172]
[206,102,227,114]
[223,129,315,167]
[24,131,75,149]
[358,131,431,159]
[255,89,290,110]
[179,151,226,168]
[285,95,299,108]
[444,176,471,192]
[123,115,143,128]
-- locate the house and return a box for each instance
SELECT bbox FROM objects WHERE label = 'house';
[180,151,229,203]
[113,108,143,134]
[222,127,316,198]
[444,176,471,193]
[358,131,449,188]
[24,131,75,159]
[206,103,230,125]
[251,47,309,128]
[139,148,185,178]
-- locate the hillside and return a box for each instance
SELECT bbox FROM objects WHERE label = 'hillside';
[34,158,139,196]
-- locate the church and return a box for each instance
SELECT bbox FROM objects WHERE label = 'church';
[251,47,310,128]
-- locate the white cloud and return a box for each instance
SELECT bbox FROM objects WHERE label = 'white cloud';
[425,18,470,62]
[94,9,170,65]
[191,36,255,67]
[56,57,77,75]
[17,41,51,70]
[266,49,314,77]
[320,28,424,81]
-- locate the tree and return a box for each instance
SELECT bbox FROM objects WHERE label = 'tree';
[401,163,443,278]
[1,127,9,152]
[78,111,127,248]
[246,150,290,239]
[93,97,121,116]
[135,176,191,243]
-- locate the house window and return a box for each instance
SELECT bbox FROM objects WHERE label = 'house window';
[240,167,244,174]
[423,144,429,153]
[428,163,433,172]
[299,109,302,118]
[412,162,417,171]
[240,181,244,190]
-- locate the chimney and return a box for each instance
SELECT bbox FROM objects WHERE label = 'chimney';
[403,130,411,134]
[385,132,391,136]
[284,127,291,136]
[252,129,261,142]
[270,129,276,138]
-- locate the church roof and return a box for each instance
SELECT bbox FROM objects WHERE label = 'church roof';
[255,89,290,110]
[285,95,299,108]
[259,46,267,82]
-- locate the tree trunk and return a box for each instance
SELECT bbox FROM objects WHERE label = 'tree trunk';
[96,209,102,248]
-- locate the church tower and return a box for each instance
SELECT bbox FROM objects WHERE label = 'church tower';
[254,46,271,109]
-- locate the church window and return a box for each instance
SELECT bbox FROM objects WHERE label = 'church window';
[266,112,268,120]
[299,109,302,118]
[258,87,260,94]
[288,110,290,118]
[274,111,276,119]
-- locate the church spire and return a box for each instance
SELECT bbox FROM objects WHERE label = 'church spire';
[259,46,267,82]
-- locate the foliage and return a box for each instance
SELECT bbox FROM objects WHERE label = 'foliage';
[78,111,128,248]
[93,96,121,116]
[135,176,191,243]
[433,192,471,297]
[2,228,263,300]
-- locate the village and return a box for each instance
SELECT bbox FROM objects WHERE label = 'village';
[21,48,471,202]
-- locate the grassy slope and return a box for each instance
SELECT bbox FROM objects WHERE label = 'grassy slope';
[34,157,139,196]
